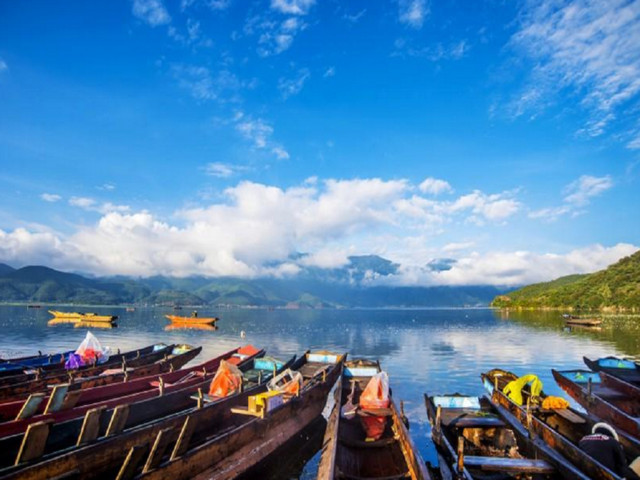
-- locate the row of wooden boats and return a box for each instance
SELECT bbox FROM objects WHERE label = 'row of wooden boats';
[3,340,640,480]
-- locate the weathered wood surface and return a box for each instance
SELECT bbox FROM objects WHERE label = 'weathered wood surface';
[600,371,640,401]
[553,369,640,439]
[0,350,288,479]
[482,370,628,480]
[315,374,342,480]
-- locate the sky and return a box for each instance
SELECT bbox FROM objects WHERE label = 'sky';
[0,0,639,286]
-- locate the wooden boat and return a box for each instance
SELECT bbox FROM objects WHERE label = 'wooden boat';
[553,369,640,439]
[0,350,73,368]
[600,370,640,400]
[317,359,430,480]
[584,356,640,384]
[0,344,174,400]
[425,393,581,479]
[0,345,202,425]
[165,314,218,325]
[0,348,296,478]
[482,369,640,480]
[48,311,118,322]
[564,318,602,327]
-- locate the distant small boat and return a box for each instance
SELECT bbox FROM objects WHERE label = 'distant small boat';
[48,310,118,322]
[564,318,602,327]
[165,314,218,325]
[26,305,41,309]
[125,307,136,312]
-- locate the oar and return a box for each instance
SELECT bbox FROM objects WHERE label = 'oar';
[341,379,357,419]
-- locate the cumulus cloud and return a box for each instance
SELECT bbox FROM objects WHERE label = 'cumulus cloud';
[419,177,453,195]
[132,0,171,27]
[40,193,62,203]
[69,197,96,209]
[69,196,130,215]
[398,0,428,29]
[530,174,613,221]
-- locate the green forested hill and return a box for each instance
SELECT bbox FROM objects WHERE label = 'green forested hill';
[492,251,640,310]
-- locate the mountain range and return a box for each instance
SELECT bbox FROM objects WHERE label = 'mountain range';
[0,255,504,308]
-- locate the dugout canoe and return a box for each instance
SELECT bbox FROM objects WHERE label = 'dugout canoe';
[564,318,602,327]
[425,393,580,479]
[482,369,640,480]
[0,344,174,401]
[317,359,430,480]
[0,351,74,368]
[584,356,640,385]
[0,345,202,424]
[0,347,292,479]
[553,369,640,439]
[165,315,218,325]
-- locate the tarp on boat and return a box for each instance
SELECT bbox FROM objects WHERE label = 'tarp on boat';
[359,371,390,441]
[268,369,302,395]
[503,374,542,405]
[209,359,243,397]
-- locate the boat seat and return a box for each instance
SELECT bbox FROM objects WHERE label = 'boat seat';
[463,456,555,474]
[538,408,585,424]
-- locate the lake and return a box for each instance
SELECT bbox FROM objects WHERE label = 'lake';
[1,305,638,478]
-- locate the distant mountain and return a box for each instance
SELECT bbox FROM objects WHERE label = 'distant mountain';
[0,264,15,276]
[0,258,506,307]
[492,251,640,311]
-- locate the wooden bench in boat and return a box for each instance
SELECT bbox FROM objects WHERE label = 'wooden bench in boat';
[463,456,555,474]
[537,407,585,424]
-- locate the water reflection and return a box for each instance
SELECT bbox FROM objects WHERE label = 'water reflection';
[0,306,638,477]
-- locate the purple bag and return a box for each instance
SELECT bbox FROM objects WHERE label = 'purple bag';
[65,353,85,370]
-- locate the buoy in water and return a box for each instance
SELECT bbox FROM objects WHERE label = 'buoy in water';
[240,330,246,338]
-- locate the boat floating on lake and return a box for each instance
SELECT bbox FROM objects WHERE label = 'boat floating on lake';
[48,310,118,323]
[165,313,219,325]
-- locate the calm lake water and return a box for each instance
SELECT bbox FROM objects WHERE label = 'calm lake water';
[1,306,639,478]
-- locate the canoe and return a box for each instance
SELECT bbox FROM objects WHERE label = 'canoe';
[317,359,430,480]
[600,371,640,400]
[553,369,640,439]
[130,350,344,480]
[165,315,218,325]
[584,356,640,384]
[0,344,174,401]
[0,344,202,425]
[48,311,118,322]
[0,348,295,478]
[565,318,602,327]
[0,351,74,370]
[482,369,640,480]
[424,393,583,479]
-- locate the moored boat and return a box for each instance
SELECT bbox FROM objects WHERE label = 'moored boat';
[317,359,430,480]
[48,310,118,322]
[564,318,602,327]
[165,314,218,325]
[553,369,640,439]
[482,368,640,480]
[584,356,640,384]
[600,370,640,400]
[425,393,574,479]
[0,348,296,478]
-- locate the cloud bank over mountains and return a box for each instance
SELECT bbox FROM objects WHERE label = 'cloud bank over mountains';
[0,176,634,287]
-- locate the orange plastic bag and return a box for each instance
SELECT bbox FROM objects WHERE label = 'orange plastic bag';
[359,372,390,441]
[209,360,243,398]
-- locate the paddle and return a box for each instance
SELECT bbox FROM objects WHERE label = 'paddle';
[341,379,357,419]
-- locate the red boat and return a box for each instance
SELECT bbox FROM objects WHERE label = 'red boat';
[0,345,262,439]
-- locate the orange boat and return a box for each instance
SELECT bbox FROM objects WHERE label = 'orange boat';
[165,313,218,325]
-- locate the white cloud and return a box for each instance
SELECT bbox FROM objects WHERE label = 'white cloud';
[278,68,310,99]
[343,9,366,23]
[530,174,613,221]
[323,67,336,78]
[398,0,428,29]
[509,0,640,145]
[256,17,307,56]
[442,242,475,253]
[69,197,96,209]
[69,196,130,215]
[418,177,452,195]
[0,59,7,72]
[40,193,62,203]
[271,0,315,16]
[171,65,243,102]
[235,117,274,149]
[271,146,290,160]
[204,162,248,178]
[132,0,171,27]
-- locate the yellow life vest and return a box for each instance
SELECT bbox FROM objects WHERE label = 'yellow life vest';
[503,374,543,406]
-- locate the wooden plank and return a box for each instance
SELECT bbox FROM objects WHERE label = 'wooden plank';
[464,455,555,474]
[44,384,70,414]
[115,445,147,480]
[554,408,586,424]
[14,421,51,465]
[14,393,45,420]
[76,406,106,445]
[106,405,130,436]
[170,415,196,460]
[143,427,176,472]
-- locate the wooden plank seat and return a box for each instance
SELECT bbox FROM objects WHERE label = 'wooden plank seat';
[537,407,586,424]
[463,456,555,474]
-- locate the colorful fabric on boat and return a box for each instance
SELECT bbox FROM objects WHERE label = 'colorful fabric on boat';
[502,374,542,406]
[208,360,243,398]
[541,395,569,410]
[359,372,390,441]
[64,353,85,370]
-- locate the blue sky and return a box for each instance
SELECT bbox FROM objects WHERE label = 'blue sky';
[0,0,638,285]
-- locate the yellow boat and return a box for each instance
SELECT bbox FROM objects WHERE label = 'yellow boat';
[48,310,118,322]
